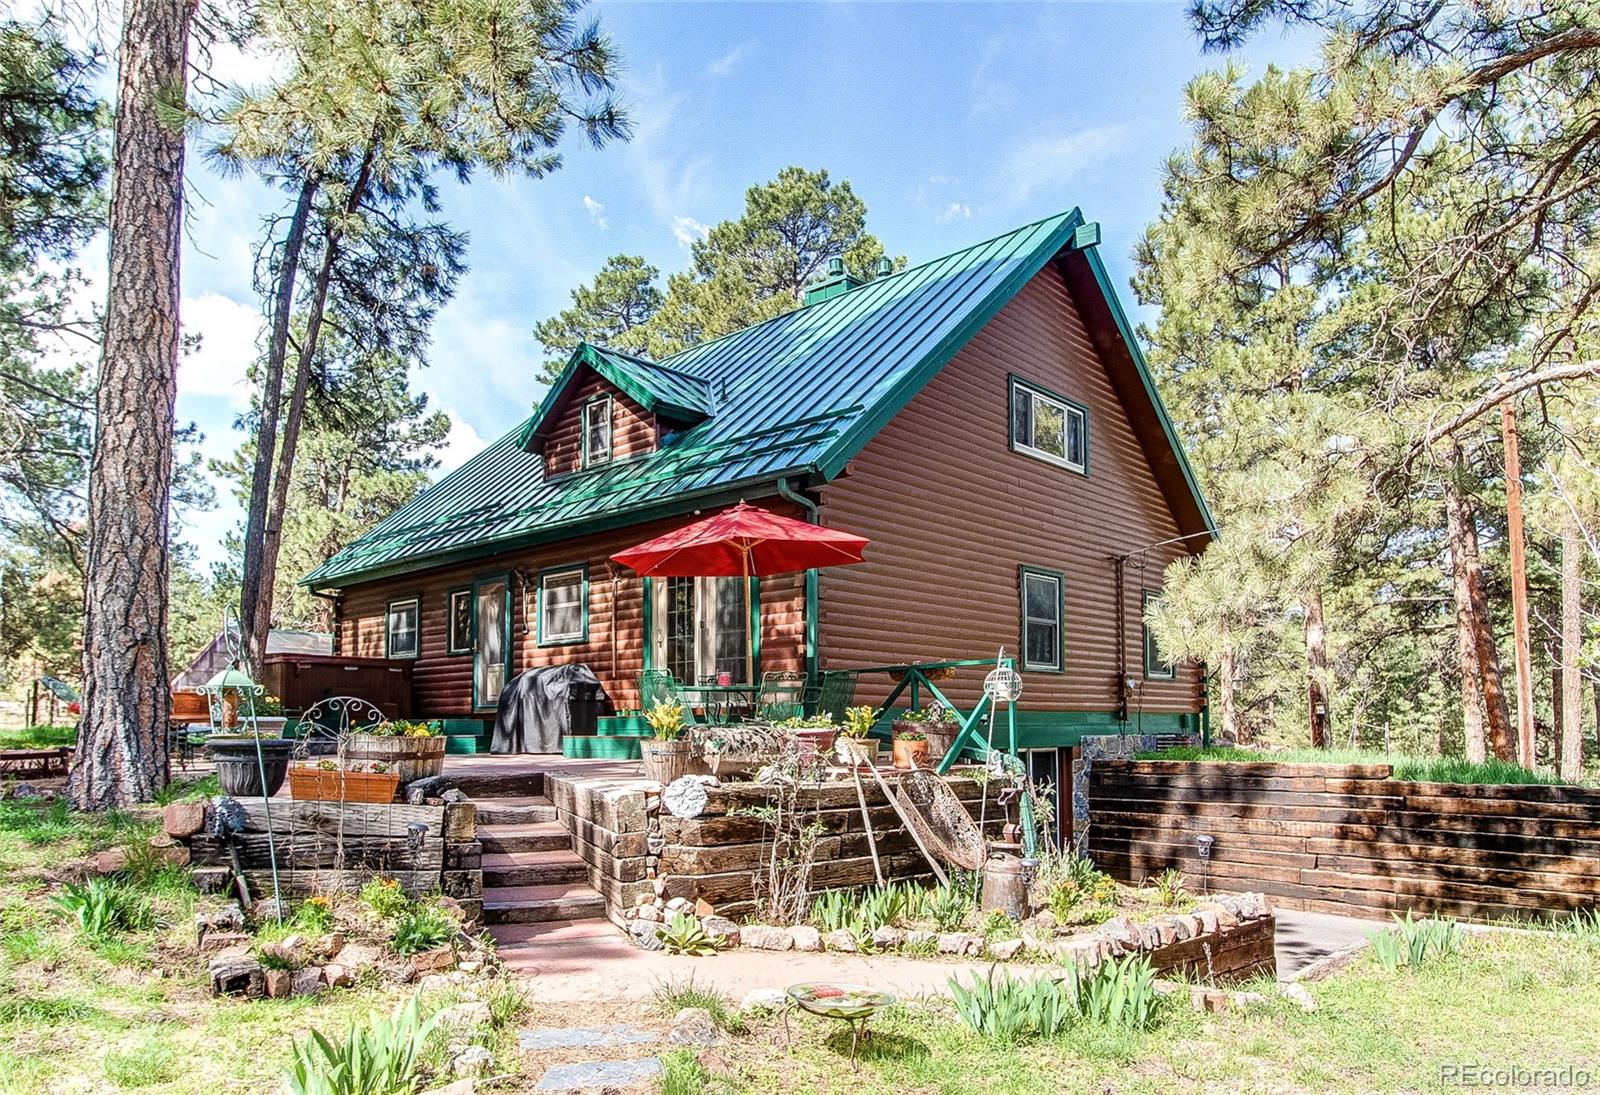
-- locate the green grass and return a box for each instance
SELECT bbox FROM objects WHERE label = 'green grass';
[653,975,748,1035]
[0,724,76,749]
[1135,746,1573,785]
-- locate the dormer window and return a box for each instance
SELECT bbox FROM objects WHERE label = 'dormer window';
[582,395,612,468]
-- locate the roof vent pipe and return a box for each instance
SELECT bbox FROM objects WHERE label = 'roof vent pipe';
[802,256,864,307]
[875,257,893,277]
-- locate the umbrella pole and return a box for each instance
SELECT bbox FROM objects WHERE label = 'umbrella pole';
[743,549,754,689]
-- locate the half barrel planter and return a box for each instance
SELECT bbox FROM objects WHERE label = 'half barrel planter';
[344,734,447,783]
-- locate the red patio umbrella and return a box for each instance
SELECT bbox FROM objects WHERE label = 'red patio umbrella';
[612,501,869,684]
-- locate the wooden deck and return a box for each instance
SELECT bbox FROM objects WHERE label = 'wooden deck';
[442,751,643,798]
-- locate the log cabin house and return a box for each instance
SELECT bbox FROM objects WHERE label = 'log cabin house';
[301,209,1217,824]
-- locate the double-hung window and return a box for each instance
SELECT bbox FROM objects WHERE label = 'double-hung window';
[1019,566,1064,673]
[539,565,588,645]
[582,396,612,468]
[1143,590,1175,679]
[1010,377,1087,474]
[385,597,419,659]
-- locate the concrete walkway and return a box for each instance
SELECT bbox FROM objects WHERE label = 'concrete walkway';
[1273,907,1375,978]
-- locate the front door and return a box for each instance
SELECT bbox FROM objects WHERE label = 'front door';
[473,576,510,709]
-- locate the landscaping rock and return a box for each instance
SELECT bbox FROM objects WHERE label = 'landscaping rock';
[1195,909,1220,935]
[451,1045,495,1078]
[695,1049,735,1081]
[251,897,290,924]
[1182,914,1206,939]
[741,925,792,951]
[438,1001,491,1027]
[533,1058,662,1092]
[1228,991,1268,1010]
[90,848,127,875]
[628,920,664,951]
[264,969,294,999]
[8,782,45,801]
[987,938,1025,961]
[209,956,264,997]
[665,897,693,914]
[937,932,980,956]
[635,893,655,907]
[787,926,822,952]
[694,898,716,918]
[322,964,356,989]
[330,941,383,971]
[1152,919,1178,946]
[411,946,456,975]
[739,988,788,1013]
[905,930,936,951]
[1278,982,1318,1012]
[422,1082,474,1095]
[518,1025,657,1050]
[824,929,858,953]
[872,926,904,949]
[191,866,232,895]
[699,916,739,947]
[198,931,250,953]
[1212,904,1241,929]
[196,902,245,933]
[292,967,324,997]
[162,801,206,837]
[1189,987,1229,1013]
[667,1006,719,1046]
[260,935,306,967]
[634,904,661,923]
[1055,936,1104,967]
[418,974,454,994]
[1101,916,1139,948]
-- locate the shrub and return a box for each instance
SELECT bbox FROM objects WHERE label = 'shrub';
[50,879,149,940]
[390,905,455,955]
[359,877,411,920]
[285,995,441,1095]
[1072,955,1159,1029]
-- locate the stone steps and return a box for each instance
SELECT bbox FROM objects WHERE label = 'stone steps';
[474,795,557,826]
[483,882,607,925]
[482,848,588,888]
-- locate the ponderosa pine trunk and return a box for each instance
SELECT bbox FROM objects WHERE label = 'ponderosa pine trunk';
[1443,447,1514,762]
[1217,623,1240,744]
[1560,513,1584,780]
[71,0,196,810]
[238,176,318,671]
[1305,585,1332,748]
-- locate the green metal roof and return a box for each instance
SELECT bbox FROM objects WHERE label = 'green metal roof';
[518,343,714,451]
[304,208,1214,589]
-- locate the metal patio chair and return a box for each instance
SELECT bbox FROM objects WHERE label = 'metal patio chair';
[755,670,807,721]
[808,669,859,722]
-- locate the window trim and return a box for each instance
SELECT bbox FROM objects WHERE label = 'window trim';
[537,563,589,646]
[1018,565,1065,674]
[581,394,613,469]
[1142,589,1176,680]
[445,587,472,656]
[384,596,421,660]
[1008,375,1089,476]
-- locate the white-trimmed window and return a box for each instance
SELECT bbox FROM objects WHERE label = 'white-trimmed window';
[1143,590,1176,680]
[1011,377,1087,474]
[1019,566,1064,673]
[582,396,612,467]
[386,597,419,659]
[539,565,588,644]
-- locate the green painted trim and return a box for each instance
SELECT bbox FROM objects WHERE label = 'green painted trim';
[816,209,1087,479]
[641,576,654,673]
[774,477,820,682]
[536,563,590,647]
[446,586,472,656]
[915,708,1198,749]
[1073,243,1218,536]
[1142,589,1175,680]
[1071,221,1101,250]
[1018,565,1065,674]
[749,575,762,681]
[470,574,512,712]
[384,595,420,660]
[1008,373,1090,477]
[520,344,711,454]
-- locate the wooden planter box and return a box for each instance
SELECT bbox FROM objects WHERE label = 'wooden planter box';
[288,767,401,804]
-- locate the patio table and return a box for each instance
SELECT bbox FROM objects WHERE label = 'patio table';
[676,684,760,724]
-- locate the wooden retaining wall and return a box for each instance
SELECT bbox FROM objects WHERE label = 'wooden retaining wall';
[547,771,1006,923]
[1087,760,1600,922]
[182,799,482,919]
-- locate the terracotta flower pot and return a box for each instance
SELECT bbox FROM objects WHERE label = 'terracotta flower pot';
[892,737,929,770]
[791,726,838,760]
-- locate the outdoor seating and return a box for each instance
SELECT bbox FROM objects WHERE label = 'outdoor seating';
[809,668,859,721]
[755,670,807,720]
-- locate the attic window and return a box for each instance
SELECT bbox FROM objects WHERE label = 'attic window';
[1010,377,1087,475]
[582,396,612,468]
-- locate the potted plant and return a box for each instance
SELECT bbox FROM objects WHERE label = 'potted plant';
[690,721,787,777]
[892,724,930,770]
[777,714,839,760]
[836,705,882,767]
[346,719,446,783]
[288,758,402,804]
[640,701,693,784]
[919,702,962,763]
[204,668,292,797]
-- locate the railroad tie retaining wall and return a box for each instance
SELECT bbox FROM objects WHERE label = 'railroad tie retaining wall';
[1087,760,1600,922]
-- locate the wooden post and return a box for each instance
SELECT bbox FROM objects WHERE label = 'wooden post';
[1500,385,1536,769]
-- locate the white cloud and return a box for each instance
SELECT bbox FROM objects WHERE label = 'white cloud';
[618,66,716,250]
[435,409,488,473]
[937,202,972,224]
[671,215,710,248]
[178,292,263,408]
[582,194,608,231]
[1000,127,1125,207]
[706,43,749,78]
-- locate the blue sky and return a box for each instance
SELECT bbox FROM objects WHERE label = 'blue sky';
[171,1,1314,568]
